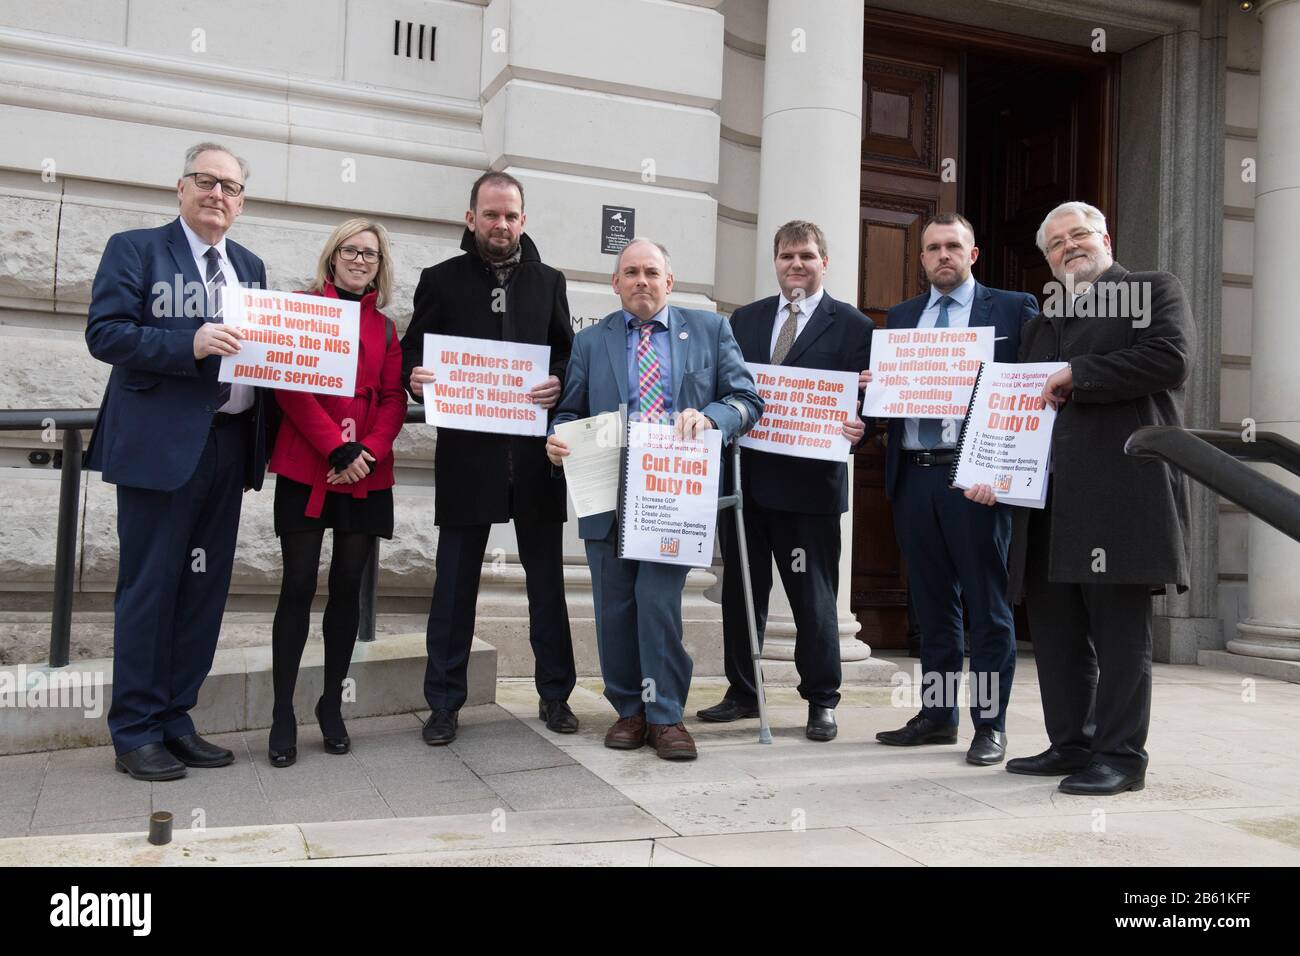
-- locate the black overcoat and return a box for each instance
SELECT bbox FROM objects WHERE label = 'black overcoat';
[400,230,572,526]
[1007,262,1194,602]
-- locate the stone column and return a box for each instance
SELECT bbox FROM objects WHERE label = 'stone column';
[751,0,870,665]
[1232,0,1300,661]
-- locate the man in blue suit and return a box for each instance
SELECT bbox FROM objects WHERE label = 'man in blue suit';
[85,142,269,781]
[547,238,763,761]
[871,213,1038,765]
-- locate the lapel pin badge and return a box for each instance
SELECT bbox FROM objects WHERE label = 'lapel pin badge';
[679,331,688,340]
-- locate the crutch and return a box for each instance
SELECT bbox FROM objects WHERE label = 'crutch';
[716,442,772,744]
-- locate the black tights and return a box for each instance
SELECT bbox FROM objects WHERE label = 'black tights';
[270,528,374,747]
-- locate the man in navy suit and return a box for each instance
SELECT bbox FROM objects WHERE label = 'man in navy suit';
[871,213,1038,765]
[85,142,269,781]
[696,220,873,741]
[547,238,763,761]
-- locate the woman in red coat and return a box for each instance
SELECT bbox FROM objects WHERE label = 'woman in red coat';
[267,218,406,767]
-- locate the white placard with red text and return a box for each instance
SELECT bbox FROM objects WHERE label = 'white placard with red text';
[862,325,994,419]
[422,334,550,436]
[219,288,359,396]
[738,363,858,462]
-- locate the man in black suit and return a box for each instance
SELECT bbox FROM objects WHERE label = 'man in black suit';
[696,220,873,741]
[966,200,1193,795]
[85,142,269,781]
[872,213,1038,766]
[403,171,577,745]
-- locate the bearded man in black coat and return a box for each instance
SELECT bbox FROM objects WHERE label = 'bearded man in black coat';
[402,171,577,745]
[966,200,1193,796]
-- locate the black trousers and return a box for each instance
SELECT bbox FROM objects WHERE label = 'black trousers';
[1025,502,1153,777]
[423,520,576,711]
[719,502,842,709]
[108,420,246,755]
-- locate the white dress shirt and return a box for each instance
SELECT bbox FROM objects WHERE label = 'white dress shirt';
[902,273,976,450]
[769,286,825,361]
[179,216,254,414]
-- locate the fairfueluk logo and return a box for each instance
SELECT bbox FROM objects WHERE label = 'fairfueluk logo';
[50,886,151,936]
[0,665,105,719]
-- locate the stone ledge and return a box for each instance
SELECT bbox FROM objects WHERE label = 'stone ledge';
[1197,649,1300,684]
[0,633,496,755]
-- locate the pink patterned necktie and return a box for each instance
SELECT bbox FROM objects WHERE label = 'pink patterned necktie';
[635,321,666,421]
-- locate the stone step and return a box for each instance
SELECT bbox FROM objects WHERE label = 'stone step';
[0,633,496,755]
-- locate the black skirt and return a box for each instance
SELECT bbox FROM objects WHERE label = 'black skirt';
[273,476,395,539]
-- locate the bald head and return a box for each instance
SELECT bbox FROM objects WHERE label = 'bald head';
[612,237,674,320]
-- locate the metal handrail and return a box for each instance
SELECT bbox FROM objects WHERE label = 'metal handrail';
[1124,426,1300,543]
[0,404,430,665]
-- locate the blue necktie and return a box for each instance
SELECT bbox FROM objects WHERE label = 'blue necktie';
[918,295,955,449]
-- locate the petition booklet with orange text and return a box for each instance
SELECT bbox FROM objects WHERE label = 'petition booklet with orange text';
[949,361,1068,509]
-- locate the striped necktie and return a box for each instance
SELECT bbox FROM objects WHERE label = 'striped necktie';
[205,247,231,408]
[634,320,666,422]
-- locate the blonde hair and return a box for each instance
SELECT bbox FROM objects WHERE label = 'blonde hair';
[310,218,394,309]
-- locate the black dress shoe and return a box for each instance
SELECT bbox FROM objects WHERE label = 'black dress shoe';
[315,699,350,755]
[422,708,458,746]
[163,733,234,768]
[1059,762,1145,796]
[966,726,1007,765]
[115,742,187,781]
[695,697,760,722]
[268,713,297,769]
[1005,746,1093,777]
[539,699,579,734]
[806,705,837,742]
[875,714,958,746]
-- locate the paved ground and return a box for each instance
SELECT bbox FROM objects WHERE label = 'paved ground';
[2,653,1299,865]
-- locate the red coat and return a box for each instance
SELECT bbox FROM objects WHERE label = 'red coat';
[269,282,406,518]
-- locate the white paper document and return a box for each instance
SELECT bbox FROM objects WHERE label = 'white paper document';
[862,325,994,419]
[738,363,858,462]
[950,361,1068,509]
[618,422,722,568]
[554,412,625,518]
[422,334,550,436]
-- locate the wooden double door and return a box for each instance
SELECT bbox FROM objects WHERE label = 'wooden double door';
[851,8,1119,648]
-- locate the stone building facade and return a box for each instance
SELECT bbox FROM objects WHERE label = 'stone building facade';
[0,0,1295,677]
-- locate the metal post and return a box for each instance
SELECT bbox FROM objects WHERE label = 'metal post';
[357,538,379,642]
[49,428,83,668]
[729,443,772,744]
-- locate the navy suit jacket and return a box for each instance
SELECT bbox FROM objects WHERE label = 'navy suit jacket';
[552,305,763,541]
[883,281,1038,500]
[729,292,873,514]
[85,217,270,492]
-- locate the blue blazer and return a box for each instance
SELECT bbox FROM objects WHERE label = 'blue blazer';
[552,305,764,541]
[85,217,270,492]
[883,281,1038,500]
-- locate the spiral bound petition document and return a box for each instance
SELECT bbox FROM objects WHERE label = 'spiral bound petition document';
[949,361,1067,509]
[618,421,722,567]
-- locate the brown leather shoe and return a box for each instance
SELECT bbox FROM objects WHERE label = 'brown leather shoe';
[647,722,698,761]
[604,714,647,750]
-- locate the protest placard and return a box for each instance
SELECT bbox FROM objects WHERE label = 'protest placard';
[862,326,994,419]
[422,334,550,436]
[219,289,359,396]
[738,363,858,462]
[950,361,1068,509]
[618,422,722,568]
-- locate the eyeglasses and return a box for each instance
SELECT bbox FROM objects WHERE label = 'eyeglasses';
[337,246,381,263]
[1045,227,1100,255]
[183,172,245,198]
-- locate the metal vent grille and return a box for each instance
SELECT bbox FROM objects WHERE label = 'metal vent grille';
[393,20,436,60]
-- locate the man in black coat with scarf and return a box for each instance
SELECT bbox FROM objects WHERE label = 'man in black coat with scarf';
[965,200,1193,796]
[402,171,577,745]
